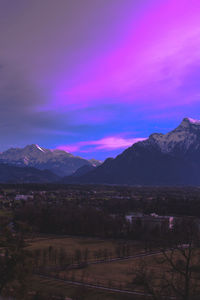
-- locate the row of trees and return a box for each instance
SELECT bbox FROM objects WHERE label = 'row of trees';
[14,201,181,241]
[32,242,139,272]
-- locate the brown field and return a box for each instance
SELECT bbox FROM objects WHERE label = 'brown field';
[52,248,200,292]
[28,236,200,299]
[27,236,150,298]
[26,235,145,262]
[31,275,143,300]
[57,254,162,290]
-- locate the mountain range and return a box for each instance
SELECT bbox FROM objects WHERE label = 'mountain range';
[0,144,101,177]
[1,117,200,185]
[64,117,200,185]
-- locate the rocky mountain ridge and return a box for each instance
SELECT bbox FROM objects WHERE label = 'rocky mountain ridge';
[64,117,200,185]
[0,144,101,176]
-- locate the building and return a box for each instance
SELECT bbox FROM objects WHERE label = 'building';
[15,194,34,201]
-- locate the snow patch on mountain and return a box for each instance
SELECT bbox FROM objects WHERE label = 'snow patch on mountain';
[187,117,200,125]
[147,117,200,154]
[23,156,29,165]
[36,144,45,152]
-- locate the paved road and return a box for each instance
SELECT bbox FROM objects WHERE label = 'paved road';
[38,274,176,299]
[72,245,188,267]
[38,274,152,297]
[68,249,165,269]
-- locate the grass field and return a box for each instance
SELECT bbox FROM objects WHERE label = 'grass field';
[27,236,200,299]
[31,275,144,300]
[57,254,161,290]
[26,235,144,262]
[27,236,149,298]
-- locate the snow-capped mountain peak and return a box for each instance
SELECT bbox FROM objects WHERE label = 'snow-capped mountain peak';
[23,144,47,153]
[185,117,200,125]
[146,117,200,154]
[180,117,200,128]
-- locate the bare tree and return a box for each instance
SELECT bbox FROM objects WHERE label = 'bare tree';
[133,219,200,300]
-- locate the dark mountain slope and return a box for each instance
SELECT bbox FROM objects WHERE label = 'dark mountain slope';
[0,163,59,183]
[64,118,200,185]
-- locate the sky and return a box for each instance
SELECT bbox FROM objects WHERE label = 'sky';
[1,0,200,160]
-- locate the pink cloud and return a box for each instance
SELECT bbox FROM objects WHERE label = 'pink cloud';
[87,136,146,150]
[58,145,80,153]
[52,0,200,112]
[57,135,146,153]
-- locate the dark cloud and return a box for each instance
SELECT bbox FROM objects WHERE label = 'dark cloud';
[0,0,140,152]
[0,61,101,149]
[0,62,59,148]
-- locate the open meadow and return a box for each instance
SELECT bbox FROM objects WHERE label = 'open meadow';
[27,236,200,299]
[26,235,145,263]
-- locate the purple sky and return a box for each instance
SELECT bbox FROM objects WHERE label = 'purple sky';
[1,0,200,159]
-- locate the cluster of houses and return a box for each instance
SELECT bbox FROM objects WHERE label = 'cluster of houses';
[125,212,200,233]
[125,212,174,231]
[15,194,34,201]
